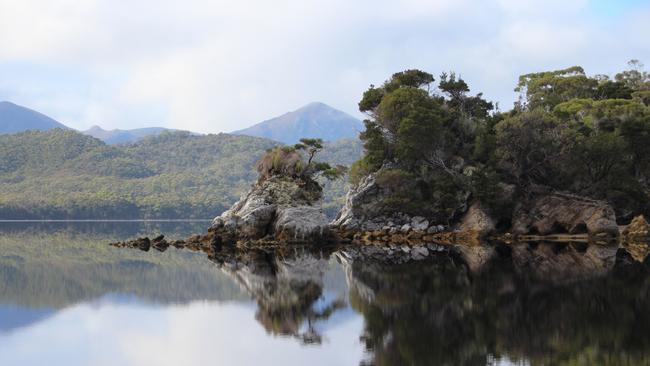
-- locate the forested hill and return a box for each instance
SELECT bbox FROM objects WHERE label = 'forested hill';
[0,129,361,219]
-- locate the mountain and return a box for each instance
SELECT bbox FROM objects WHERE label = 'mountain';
[0,129,362,219]
[233,102,364,144]
[82,125,186,144]
[0,101,69,133]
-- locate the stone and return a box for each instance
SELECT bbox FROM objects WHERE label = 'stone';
[459,202,495,237]
[211,176,330,243]
[273,206,329,240]
[400,224,412,233]
[512,192,619,237]
[426,226,439,234]
[411,216,429,231]
[331,166,469,234]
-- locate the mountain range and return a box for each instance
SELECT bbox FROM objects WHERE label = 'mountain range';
[0,101,363,144]
[82,126,185,145]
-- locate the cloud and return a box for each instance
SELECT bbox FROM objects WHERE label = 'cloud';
[0,0,648,132]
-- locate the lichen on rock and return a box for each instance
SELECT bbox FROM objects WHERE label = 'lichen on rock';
[212,176,331,244]
[512,192,619,238]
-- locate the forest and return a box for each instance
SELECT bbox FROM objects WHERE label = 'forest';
[351,60,650,224]
[0,129,361,219]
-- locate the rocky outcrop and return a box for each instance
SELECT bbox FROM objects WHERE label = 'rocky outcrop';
[332,171,450,239]
[456,202,496,242]
[332,172,384,231]
[212,176,331,244]
[512,192,619,238]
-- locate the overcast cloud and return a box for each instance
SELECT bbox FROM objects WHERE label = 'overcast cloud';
[0,0,648,132]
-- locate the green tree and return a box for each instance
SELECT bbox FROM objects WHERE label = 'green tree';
[515,66,598,111]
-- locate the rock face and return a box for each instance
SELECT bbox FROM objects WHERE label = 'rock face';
[332,170,455,234]
[212,176,331,243]
[512,192,619,237]
[332,173,382,230]
[458,202,495,238]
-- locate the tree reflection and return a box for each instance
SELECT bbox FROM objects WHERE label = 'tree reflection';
[341,251,650,366]
[213,247,346,345]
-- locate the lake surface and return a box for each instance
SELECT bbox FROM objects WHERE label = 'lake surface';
[1,222,650,365]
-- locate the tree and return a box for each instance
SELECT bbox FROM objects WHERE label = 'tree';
[495,110,574,187]
[615,59,650,91]
[256,139,348,183]
[515,66,598,111]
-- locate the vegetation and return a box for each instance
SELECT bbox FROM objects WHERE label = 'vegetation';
[256,138,347,182]
[0,130,360,219]
[353,60,650,223]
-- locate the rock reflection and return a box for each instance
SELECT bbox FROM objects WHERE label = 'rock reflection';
[110,232,650,365]
[340,250,650,366]
[212,247,346,344]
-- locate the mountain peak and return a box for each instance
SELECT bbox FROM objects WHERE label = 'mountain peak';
[0,101,69,134]
[232,102,363,144]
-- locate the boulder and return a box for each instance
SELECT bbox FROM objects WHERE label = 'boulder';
[458,202,495,237]
[274,206,329,240]
[411,216,429,231]
[212,176,330,243]
[512,192,618,237]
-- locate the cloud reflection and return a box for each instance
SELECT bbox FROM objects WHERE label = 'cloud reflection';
[0,300,365,366]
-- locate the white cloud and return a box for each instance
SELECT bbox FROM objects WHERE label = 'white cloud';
[0,0,648,132]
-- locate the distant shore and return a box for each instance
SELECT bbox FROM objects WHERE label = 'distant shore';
[0,219,212,222]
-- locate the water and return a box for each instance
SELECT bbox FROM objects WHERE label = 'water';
[1,222,650,365]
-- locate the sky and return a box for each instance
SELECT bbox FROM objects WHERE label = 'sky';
[0,0,649,133]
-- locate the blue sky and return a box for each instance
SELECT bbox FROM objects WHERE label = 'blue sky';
[0,0,649,133]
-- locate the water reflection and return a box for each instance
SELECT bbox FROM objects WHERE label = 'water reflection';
[2,223,650,365]
[217,248,347,344]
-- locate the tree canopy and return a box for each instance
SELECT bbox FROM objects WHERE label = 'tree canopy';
[351,60,650,223]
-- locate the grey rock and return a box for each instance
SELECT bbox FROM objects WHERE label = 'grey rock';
[212,176,329,242]
[512,192,619,237]
[410,216,429,231]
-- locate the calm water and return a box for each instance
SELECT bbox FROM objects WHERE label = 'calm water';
[1,222,650,365]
